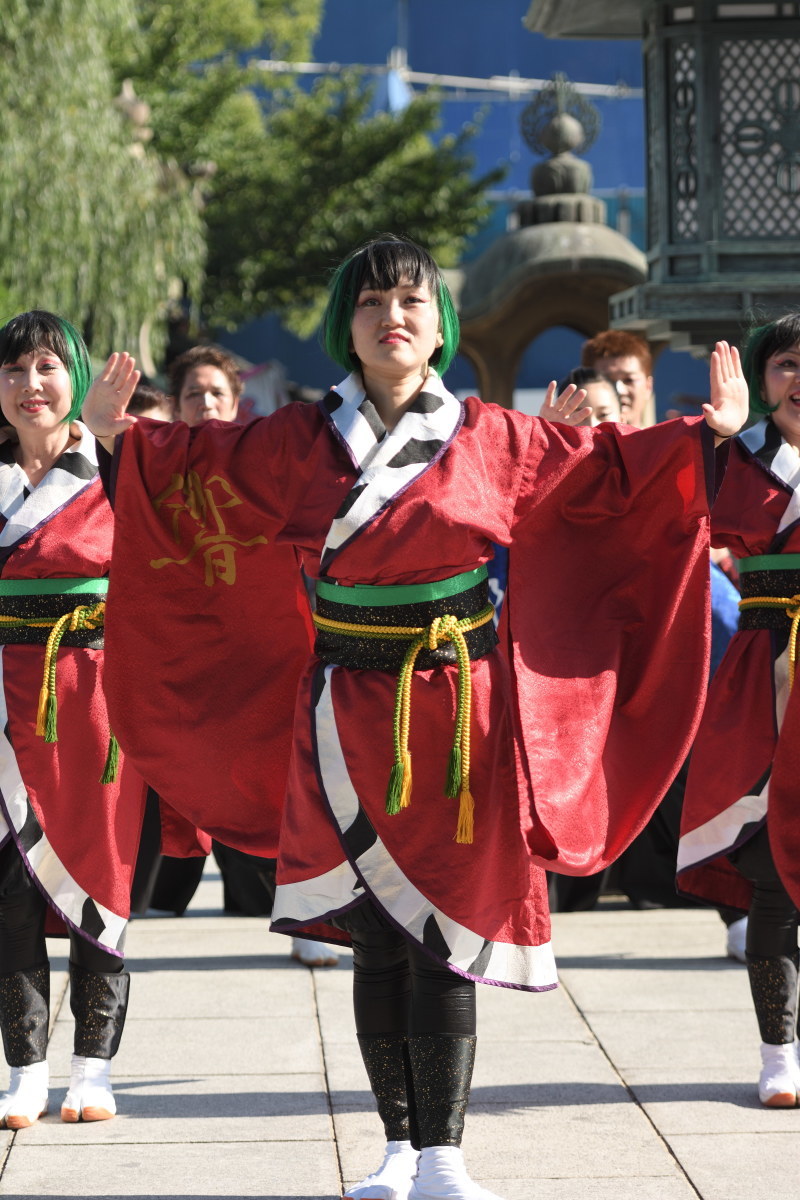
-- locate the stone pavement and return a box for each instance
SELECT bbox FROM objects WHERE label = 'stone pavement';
[0,865,794,1200]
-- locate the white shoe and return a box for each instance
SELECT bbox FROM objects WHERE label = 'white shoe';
[726,916,748,963]
[409,1146,504,1200]
[291,936,338,967]
[0,1061,49,1129]
[758,1042,798,1107]
[61,1055,116,1122]
[344,1140,419,1199]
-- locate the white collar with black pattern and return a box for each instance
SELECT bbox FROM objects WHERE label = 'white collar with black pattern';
[317,371,464,572]
[0,421,99,549]
[738,419,800,535]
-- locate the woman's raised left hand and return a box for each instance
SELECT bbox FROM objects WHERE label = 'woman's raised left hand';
[703,341,749,442]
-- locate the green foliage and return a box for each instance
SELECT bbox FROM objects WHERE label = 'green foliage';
[202,73,503,335]
[0,0,502,354]
[116,3,501,338]
[114,0,323,165]
[0,0,205,356]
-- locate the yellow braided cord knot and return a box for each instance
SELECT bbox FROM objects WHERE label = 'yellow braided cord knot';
[312,608,494,640]
[739,594,800,689]
[314,605,494,844]
[32,605,116,781]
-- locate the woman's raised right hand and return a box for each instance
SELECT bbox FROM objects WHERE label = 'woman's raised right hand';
[82,353,140,440]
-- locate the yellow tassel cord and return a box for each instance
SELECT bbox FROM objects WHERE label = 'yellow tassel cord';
[313,604,494,843]
[0,613,66,744]
[34,602,106,740]
[11,602,117,782]
[738,594,800,689]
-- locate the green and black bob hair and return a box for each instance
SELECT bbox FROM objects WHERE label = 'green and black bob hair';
[320,235,460,377]
[0,310,92,422]
[742,312,800,417]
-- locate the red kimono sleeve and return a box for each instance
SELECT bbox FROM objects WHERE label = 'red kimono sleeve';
[678,443,797,911]
[103,410,317,857]
[502,415,716,875]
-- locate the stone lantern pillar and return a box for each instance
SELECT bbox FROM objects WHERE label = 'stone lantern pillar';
[525,0,800,355]
[457,76,646,406]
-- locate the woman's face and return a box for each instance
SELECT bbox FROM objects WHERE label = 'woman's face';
[581,381,622,426]
[0,347,72,435]
[349,276,443,383]
[177,365,238,426]
[764,341,800,447]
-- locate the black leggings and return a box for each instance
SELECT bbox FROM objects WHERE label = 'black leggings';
[349,918,476,1038]
[0,838,124,975]
[728,825,798,959]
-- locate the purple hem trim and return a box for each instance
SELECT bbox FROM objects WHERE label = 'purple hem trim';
[298,664,555,993]
[0,790,124,959]
[317,395,362,473]
[677,814,767,876]
[270,908,556,993]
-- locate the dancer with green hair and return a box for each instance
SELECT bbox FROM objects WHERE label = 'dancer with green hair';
[0,311,145,1129]
[84,236,747,1198]
[679,312,800,1109]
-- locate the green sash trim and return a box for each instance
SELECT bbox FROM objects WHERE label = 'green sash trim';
[738,555,800,574]
[0,577,109,596]
[315,566,488,608]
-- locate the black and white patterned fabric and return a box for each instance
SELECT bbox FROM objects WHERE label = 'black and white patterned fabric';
[273,665,558,992]
[318,372,464,573]
[0,691,125,952]
[0,424,123,951]
[0,422,98,553]
[738,419,800,537]
[677,768,772,874]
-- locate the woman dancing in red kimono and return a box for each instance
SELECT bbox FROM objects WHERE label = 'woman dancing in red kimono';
[679,312,800,1109]
[84,237,747,1199]
[0,311,145,1129]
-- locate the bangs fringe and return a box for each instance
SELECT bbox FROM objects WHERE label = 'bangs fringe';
[743,313,800,416]
[0,311,92,421]
[353,240,439,296]
[321,236,460,377]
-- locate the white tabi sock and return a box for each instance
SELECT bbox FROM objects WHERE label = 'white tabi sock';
[61,1054,116,1122]
[409,1146,504,1200]
[758,1042,799,1107]
[344,1139,419,1200]
[0,1060,49,1129]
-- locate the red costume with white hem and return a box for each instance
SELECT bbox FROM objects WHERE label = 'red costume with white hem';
[0,424,145,954]
[104,375,715,987]
[679,420,800,911]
